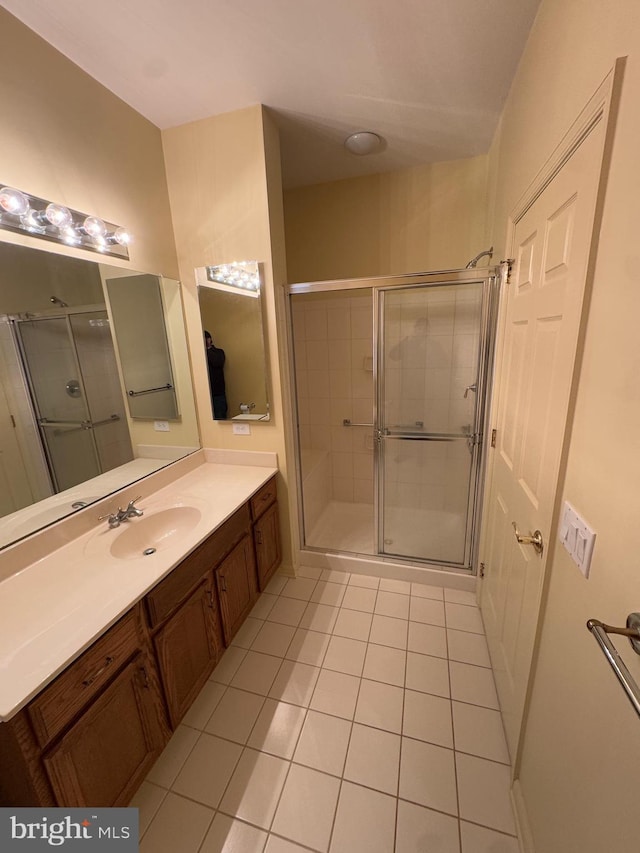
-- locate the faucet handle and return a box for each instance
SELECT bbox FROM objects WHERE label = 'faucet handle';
[126,496,144,517]
[98,511,121,527]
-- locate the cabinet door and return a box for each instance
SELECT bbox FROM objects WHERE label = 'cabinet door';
[216,535,258,644]
[154,580,222,727]
[43,654,167,807]
[254,502,282,591]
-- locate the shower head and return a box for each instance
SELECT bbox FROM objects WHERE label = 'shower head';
[465,247,494,269]
[50,295,68,307]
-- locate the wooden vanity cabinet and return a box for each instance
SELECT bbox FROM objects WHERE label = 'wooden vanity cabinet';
[0,477,282,808]
[216,535,258,644]
[152,577,222,727]
[43,651,167,807]
[251,476,282,591]
[0,603,170,808]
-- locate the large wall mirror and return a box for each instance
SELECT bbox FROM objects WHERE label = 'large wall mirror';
[0,241,200,550]
[196,261,270,422]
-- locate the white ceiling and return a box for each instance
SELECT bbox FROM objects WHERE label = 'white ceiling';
[1,0,541,188]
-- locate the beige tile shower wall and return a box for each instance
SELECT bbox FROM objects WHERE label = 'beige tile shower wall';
[383,288,480,515]
[292,292,375,510]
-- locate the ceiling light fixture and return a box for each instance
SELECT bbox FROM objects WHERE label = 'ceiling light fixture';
[344,131,383,156]
[0,184,131,259]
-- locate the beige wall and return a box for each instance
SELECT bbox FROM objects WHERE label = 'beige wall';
[0,8,178,279]
[0,8,189,456]
[162,105,294,570]
[486,1,640,849]
[284,155,489,283]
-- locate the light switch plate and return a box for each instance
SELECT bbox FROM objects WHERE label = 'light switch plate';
[154,421,170,432]
[232,423,251,435]
[559,501,596,578]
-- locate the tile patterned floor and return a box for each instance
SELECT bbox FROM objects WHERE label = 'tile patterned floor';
[132,569,520,853]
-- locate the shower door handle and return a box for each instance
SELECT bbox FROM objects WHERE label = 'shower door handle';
[342,419,374,427]
[463,383,477,398]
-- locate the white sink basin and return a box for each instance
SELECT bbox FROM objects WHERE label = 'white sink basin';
[92,506,202,560]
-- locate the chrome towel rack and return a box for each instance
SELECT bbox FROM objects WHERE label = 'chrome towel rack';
[586,613,640,717]
[128,383,174,397]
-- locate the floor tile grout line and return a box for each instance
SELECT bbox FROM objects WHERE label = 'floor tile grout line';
[255,574,339,852]
[137,783,168,843]
[193,805,217,853]
[164,781,479,843]
[394,591,409,853]
[173,720,512,775]
[323,589,375,853]
[143,576,513,849]
[443,599,465,853]
[458,816,520,839]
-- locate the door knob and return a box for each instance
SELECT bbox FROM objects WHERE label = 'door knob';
[512,522,544,555]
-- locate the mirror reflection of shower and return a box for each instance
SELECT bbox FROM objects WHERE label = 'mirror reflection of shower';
[11,307,133,496]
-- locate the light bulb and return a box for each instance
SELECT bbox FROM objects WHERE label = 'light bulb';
[0,187,30,216]
[83,215,106,238]
[113,226,131,245]
[45,203,72,229]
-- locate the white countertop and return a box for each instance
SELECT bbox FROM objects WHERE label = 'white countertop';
[0,460,277,722]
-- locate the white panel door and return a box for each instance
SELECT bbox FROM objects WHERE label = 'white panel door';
[481,120,607,757]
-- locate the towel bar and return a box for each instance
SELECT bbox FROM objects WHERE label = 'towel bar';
[128,383,173,397]
[586,613,640,717]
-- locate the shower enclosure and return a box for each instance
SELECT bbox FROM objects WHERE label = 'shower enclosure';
[289,267,500,574]
[13,307,133,493]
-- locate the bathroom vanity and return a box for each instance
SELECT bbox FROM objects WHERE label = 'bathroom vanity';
[0,460,282,807]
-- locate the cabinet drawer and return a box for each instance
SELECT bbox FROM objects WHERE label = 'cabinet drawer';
[43,653,167,807]
[28,608,140,748]
[250,477,277,520]
[202,503,251,567]
[146,503,251,628]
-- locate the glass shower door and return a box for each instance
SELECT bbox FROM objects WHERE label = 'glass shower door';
[17,317,101,491]
[378,281,484,567]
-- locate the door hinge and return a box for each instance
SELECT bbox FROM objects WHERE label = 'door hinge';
[479,562,485,578]
[491,429,497,448]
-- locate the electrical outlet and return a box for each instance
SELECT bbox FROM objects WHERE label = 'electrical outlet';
[559,501,596,578]
[154,421,170,432]
[232,423,251,435]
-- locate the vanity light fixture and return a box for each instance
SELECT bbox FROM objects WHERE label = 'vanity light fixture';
[204,260,261,297]
[0,184,131,259]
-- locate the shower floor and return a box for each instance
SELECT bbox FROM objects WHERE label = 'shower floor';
[306,500,468,565]
[307,501,374,554]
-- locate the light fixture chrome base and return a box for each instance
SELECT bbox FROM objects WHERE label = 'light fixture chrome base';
[0,184,130,259]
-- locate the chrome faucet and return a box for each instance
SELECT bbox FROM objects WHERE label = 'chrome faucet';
[98,496,143,528]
